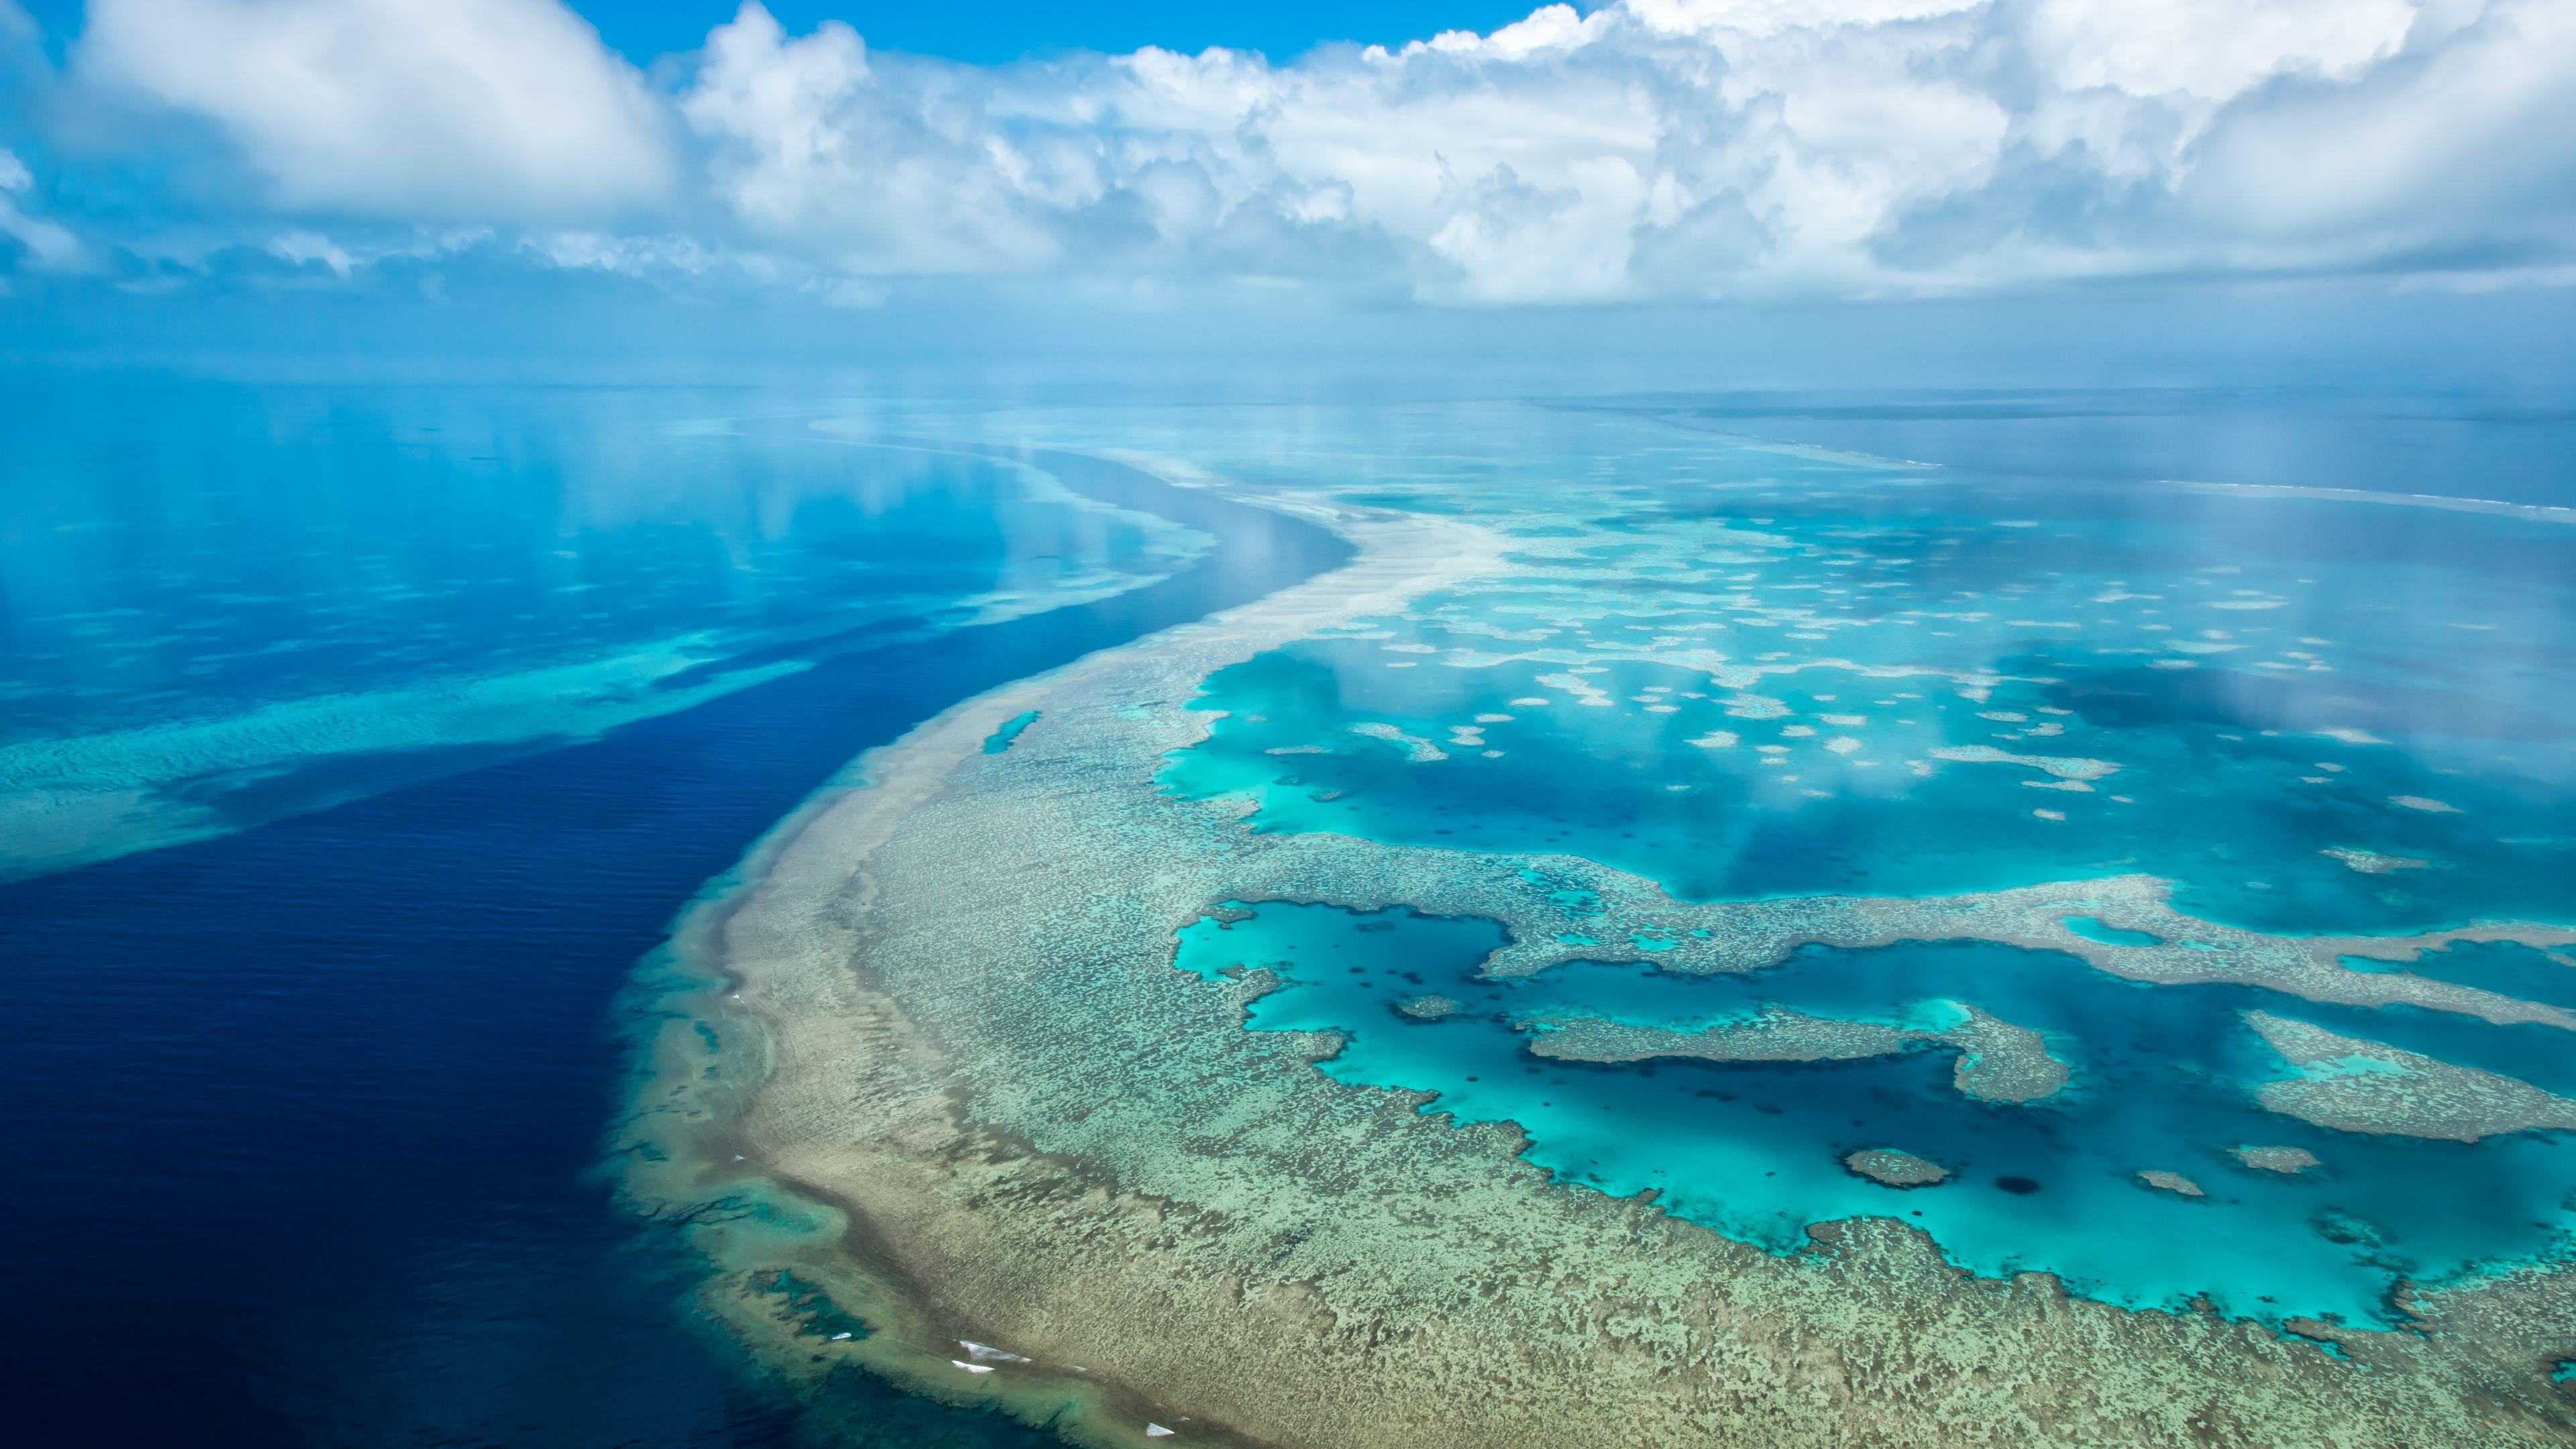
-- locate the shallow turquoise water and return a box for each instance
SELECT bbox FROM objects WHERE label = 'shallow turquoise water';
[15,385,2574,1438]
[1124,402,2576,1331]
[1160,425,2576,936]
[2353,941,2576,1013]
[984,710,1042,753]
[1179,902,2576,1328]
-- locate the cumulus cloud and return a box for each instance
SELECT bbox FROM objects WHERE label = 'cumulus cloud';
[2025,0,2419,100]
[77,0,673,221]
[27,0,2576,304]
[2184,0,2576,247]
[654,0,2576,302]
[682,4,1065,272]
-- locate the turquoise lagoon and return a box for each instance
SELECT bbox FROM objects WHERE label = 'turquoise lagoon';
[1083,401,2576,1332]
[1177,903,2576,1329]
[1155,408,2575,935]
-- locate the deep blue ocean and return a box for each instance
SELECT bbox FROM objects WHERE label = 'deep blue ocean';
[0,379,1345,1446]
[2,378,2568,1444]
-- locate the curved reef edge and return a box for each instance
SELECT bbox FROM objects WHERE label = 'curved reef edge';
[614,455,2576,1449]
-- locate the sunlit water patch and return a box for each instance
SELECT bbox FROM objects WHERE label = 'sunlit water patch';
[1178,902,2576,1328]
[0,383,1205,878]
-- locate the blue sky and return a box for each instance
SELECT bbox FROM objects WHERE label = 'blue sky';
[581,1,1556,64]
[13,0,1554,62]
[3,1,2575,380]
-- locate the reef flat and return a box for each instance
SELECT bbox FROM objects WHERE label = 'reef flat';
[1228,856,2576,1030]
[2230,1144,2322,1174]
[1845,1148,1950,1187]
[2248,1012,2576,1142]
[1524,1006,1919,1065]
[621,445,2576,1449]
[2137,1171,2206,1198]
[1945,1008,2071,1104]
[1523,1002,2066,1104]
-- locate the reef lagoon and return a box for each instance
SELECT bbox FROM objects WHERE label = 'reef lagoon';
[10,384,2576,1447]
[625,396,2576,1448]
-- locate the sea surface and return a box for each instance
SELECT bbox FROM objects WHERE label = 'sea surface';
[0,378,1342,1446]
[1139,398,2576,1326]
[3,378,2571,1441]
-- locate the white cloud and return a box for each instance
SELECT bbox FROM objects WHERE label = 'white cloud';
[1627,0,1982,40]
[26,0,2576,304]
[683,3,1063,271]
[78,0,673,221]
[2184,0,2576,243]
[267,229,354,275]
[648,0,2576,302]
[0,148,84,270]
[2027,0,2420,101]
[1418,4,1603,58]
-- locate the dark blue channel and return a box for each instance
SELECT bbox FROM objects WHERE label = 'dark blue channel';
[0,445,1350,1447]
